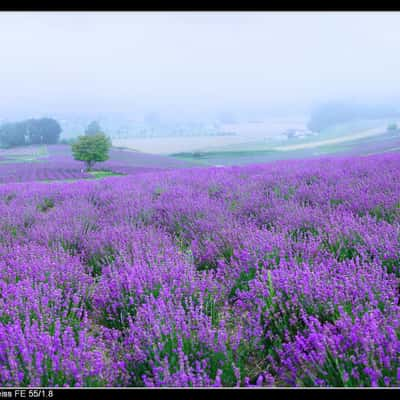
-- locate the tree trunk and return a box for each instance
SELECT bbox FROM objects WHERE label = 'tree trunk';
[85,161,94,172]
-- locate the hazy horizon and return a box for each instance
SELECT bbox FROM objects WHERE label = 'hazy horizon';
[1,11,400,121]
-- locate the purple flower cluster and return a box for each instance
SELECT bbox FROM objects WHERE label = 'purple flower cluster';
[0,152,399,386]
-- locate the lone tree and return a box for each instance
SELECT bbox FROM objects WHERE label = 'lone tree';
[71,133,111,171]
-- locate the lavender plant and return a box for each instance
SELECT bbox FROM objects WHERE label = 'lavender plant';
[0,152,399,386]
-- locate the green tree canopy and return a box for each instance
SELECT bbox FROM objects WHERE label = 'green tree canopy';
[71,133,111,171]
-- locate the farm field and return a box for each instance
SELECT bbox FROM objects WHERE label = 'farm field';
[112,117,400,167]
[274,126,388,151]
[0,145,194,184]
[0,152,399,386]
[172,123,400,166]
[112,116,309,155]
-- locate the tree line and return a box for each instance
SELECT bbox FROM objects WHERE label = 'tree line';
[0,118,62,148]
[307,102,400,133]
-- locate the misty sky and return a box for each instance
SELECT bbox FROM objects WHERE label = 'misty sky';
[1,11,400,119]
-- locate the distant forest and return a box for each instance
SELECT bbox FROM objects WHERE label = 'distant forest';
[308,102,400,132]
[0,118,61,148]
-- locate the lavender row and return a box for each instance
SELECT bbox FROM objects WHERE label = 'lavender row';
[0,144,192,183]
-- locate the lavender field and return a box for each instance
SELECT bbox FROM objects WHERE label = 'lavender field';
[0,152,400,387]
[0,145,192,184]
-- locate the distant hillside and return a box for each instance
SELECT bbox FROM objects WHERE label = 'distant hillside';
[308,102,400,133]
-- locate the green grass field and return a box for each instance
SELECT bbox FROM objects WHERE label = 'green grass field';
[88,170,124,179]
[170,119,400,165]
[0,145,48,163]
